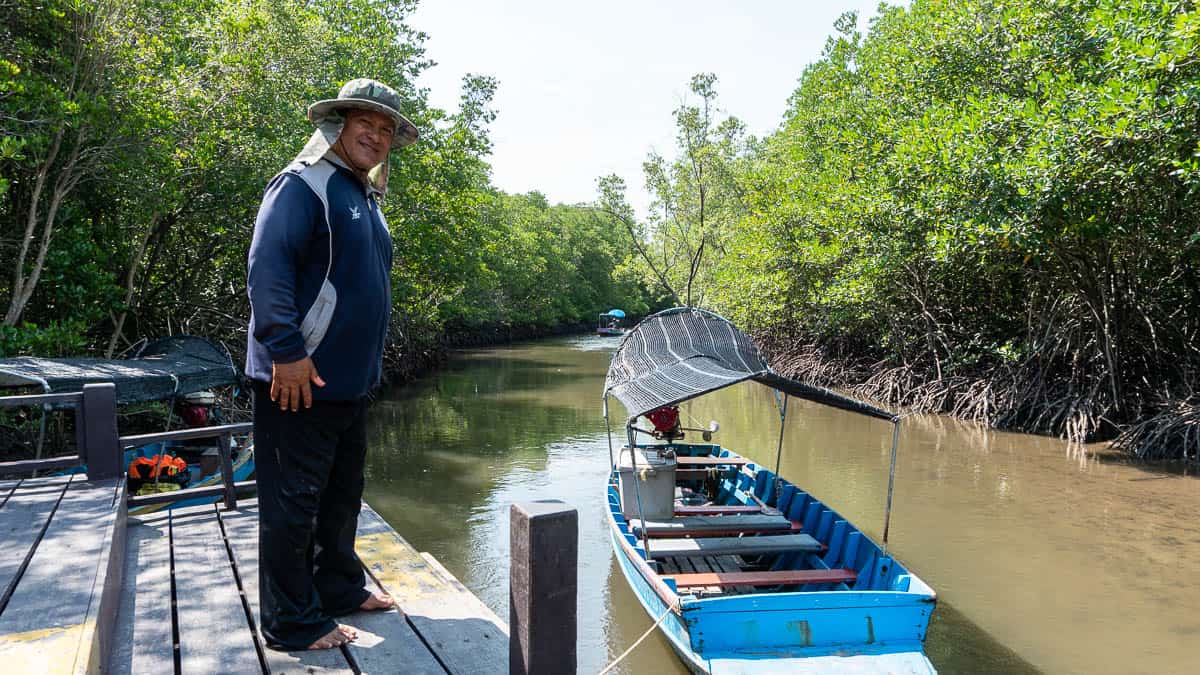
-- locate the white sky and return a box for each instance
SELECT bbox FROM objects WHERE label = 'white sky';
[408,1,894,219]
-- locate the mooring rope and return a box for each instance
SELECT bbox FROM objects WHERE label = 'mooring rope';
[596,604,674,675]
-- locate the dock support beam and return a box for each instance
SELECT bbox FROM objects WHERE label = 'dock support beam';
[79,383,120,480]
[510,500,577,675]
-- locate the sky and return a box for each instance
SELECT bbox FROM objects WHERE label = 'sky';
[407,1,895,219]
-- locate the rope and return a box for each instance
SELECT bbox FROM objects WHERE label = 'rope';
[596,604,674,675]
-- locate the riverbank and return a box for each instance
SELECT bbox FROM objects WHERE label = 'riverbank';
[758,333,1198,463]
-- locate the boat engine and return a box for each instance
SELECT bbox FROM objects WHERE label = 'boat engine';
[646,405,683,441]
[179,390,215,427]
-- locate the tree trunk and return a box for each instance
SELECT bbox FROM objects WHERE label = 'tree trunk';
[106,211,163,357]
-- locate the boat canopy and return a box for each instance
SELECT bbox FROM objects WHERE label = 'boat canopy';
[0,336,240,405]
[604,307,894,422]
[602,309,626,318]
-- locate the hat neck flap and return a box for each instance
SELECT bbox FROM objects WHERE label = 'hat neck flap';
[293,117,389,196]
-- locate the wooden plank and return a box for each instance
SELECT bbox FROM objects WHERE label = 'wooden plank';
[632,514,794,537]
[346,572,448,675]
[637,514,792,530]
[644,522,802,539]
[0,456,81,475]
[217,504,358,674]
[356,504,506,675]
[667,568,859,589]
[120,422,253,447]
[0,478,121,673]
[647,533,822,559]
[677,468,744,481]
[675,456,750,467]
[170,503,263,674]
[0,479,17,509]
[708,555,753,595]
[0,475,73,608]
[74,478,126,673]
[109,512,175,674]
[674,505,762,515]
[687,557,723,595]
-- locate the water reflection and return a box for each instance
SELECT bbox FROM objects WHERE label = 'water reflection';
[366,336,1197,675]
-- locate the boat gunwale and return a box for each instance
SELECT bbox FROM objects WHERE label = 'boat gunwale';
[605,474,685,616]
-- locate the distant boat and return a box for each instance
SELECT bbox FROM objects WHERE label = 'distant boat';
[0,336,253,510]
[602,307,936,674]
[598,308,626,336]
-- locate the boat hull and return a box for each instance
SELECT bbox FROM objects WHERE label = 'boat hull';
[606,446,937,674]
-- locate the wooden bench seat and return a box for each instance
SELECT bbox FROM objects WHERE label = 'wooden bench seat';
[677,468,736,481]
[647,533,822,558]
[674,504,763,515]
[675,456,750,467]
[631,514,797,538]
[643,522,801,538]
[667,568,858,589]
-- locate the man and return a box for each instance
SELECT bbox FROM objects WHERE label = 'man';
[245,78,419,651]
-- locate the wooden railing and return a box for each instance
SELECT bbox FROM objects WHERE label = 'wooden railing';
[0,384,116,476]
[0,382,255,509]
[122,422,254,509]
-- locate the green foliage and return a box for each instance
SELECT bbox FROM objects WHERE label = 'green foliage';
[0,320,89,357]
[0,0,653,362]
[446,191,652,330]
[634,74,750,307]
[704,0,1200,445]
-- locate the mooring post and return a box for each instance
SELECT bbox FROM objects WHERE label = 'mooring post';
[510,500,578,675]
[79,382,120,480]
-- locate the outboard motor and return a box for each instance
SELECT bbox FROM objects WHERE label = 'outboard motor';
[646,405,684,441]
[179,391,215,427]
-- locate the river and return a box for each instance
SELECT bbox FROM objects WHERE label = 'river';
[362,335,1198,675]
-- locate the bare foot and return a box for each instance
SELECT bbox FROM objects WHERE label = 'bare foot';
[307,624,357,650]
[359,592,396,611]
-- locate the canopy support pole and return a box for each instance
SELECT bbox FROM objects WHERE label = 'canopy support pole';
[625,423,651,560]
[771,394,788,504]
[881,418,902,554]
[163,374,180,432]
[603,395,615,470]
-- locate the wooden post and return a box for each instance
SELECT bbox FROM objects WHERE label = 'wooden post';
[510,500,577,675]
[79,383,120,480]
[217,433,236,509]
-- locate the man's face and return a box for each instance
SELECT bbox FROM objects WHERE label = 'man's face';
[337,109,395,171]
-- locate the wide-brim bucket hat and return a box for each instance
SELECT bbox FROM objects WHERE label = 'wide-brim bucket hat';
[307,78,419,148]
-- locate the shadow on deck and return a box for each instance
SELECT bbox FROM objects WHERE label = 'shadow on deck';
[0,478,508,674]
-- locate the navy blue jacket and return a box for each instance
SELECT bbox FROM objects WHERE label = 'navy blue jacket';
[245,158,393,400]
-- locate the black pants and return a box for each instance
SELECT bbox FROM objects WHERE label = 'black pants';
[253,380,371,650]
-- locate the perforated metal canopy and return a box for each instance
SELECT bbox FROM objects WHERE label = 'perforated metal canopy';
[0,336,239,405]
[604,307,894,423]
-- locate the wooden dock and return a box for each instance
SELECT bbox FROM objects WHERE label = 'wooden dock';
[0,476,507,673]
[0,385,576,675]
[0,475,125,673]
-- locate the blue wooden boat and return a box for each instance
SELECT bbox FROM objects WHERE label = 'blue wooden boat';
[0,336,255,511]
[602,308,936,673]
[598,308,627,336]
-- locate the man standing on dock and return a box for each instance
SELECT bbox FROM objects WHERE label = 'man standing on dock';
[245,79,418,651]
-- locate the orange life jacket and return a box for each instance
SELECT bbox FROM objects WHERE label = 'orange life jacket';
[129,454,188,480]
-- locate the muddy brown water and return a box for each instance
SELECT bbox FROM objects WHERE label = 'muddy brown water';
[363,336,1199,674]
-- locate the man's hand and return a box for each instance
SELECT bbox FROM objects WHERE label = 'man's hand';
[271,357,326,411]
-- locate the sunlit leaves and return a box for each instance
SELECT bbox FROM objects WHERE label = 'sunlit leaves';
[712,0,1200,438]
